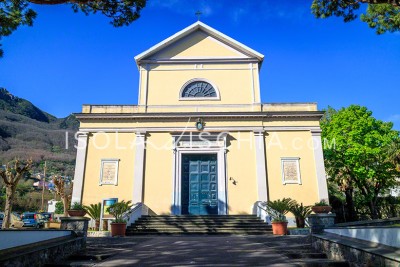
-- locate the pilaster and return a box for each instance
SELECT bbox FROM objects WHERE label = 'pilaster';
[72,132,89,204]
[311,130,329,202]
[132,131,146,203]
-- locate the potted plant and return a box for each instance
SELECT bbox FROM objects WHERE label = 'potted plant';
[106,200,132,237]
[84,202,101,231]
[262,198,296,235]
[311,200,332,214]
[290,203,312,228]
[68,202,87,217]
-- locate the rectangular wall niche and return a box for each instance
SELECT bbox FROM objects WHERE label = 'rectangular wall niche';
[281,157,301,185]
[99,159,119,185]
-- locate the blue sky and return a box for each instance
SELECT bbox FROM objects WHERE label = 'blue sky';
[0,0,399,129]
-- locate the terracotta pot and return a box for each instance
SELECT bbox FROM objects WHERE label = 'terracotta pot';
[271,221,288,235]
[110,222,127,237]
[311,206,332,214]
[67,210,87,217]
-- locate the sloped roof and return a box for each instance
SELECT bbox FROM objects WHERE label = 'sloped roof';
[134,21,264,65]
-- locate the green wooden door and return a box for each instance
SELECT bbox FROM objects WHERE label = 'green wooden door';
[181,154,218,215]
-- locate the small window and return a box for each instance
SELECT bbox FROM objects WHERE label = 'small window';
[180,79,220,100]
[281,157,302,185]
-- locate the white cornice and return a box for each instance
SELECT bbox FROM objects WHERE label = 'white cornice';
[78,126,321,133]
[74,111,324,121]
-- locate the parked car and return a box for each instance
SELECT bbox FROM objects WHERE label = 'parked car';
[21,212,45,228]
[0,212,24,229]
[40,212,54,222]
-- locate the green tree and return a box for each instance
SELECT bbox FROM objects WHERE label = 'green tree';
[321,105,400,220]
[312,0,400,34]
[0,0,146,57]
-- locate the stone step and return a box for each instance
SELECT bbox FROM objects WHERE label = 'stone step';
[126,230,272,235]
[292,259,350,267]
[136,219,264,222]
[284,252,328,259]
[127,215,272,236]
[130,222,270,227]
[128,227,273,232]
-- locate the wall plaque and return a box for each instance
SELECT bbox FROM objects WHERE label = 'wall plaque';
[100,159,119,185]
[281,158,301,184]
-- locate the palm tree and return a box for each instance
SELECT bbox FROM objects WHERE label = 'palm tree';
[84,203,101,231]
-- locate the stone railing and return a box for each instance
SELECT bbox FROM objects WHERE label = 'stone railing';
[122,202,156,226]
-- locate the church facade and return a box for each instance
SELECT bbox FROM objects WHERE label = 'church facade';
[72,22,329,218]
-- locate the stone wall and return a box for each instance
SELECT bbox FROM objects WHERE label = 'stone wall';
[312,234,400,267]
[0,235,85,267]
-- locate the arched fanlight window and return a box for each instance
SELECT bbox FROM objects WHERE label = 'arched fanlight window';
[180,79,220,100]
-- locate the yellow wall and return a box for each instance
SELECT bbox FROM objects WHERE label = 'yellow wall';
[226,132,258,214]
[82,132,136,206]
[151,31,247,59]
[142,133,174,214]
[141,64,259,107]
[265,131,319,206]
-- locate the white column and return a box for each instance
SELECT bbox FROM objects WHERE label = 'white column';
[311,130,329,202]
[254,131,268,201]
[132,132,146,203]
[72,132,89,204]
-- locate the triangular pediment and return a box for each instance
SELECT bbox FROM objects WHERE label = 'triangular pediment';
[135,22,264,64]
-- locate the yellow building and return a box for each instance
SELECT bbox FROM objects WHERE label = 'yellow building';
[72,22,328,221]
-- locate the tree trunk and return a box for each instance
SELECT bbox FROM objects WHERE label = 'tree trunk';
[62,197,70,217]
[2,185,17,229]
[344,188,357,222]
[368,200,380,219]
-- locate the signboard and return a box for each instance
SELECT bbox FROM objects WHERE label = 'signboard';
[101,198,118,219]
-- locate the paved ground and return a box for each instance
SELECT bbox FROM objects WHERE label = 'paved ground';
[77,235,325,267]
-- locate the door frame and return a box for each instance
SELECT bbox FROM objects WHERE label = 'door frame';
[172,147,227,215]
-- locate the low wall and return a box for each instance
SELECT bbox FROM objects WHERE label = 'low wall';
[312,233,400,267]
[0,230,72,250]
[0,235,85,267]
[334,217,400,227]
[324,227,400,248]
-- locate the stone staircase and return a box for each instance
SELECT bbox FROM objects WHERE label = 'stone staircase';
[126,215,272,235]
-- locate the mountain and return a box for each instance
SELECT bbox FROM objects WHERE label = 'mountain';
[0,88,79,176]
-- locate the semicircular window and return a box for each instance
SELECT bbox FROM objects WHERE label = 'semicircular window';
[181,81,217,98]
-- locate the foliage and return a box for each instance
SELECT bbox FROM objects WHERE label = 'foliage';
[70,201,85,210]
[0,0,146,57]
[85,202,101,231]
[290,203,312,218]
[106,200,132,223]
[0,159,33,228]
[84,203,101,220]
[0,0,36,57]
[311,0,400,34]
[314,200,329,206]
[55,201,64,214]
[321,105,400,220]
[262,198,296,222]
